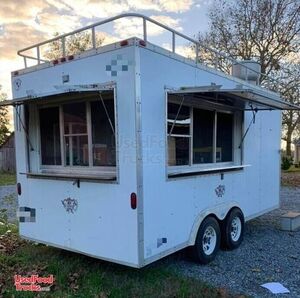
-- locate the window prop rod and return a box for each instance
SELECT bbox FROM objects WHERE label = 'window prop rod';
[98,92,115,136]
[14,106,34,151]
[239,104,258,149]
[169,95,185,136]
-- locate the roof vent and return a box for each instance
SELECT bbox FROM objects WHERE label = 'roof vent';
[231,60,261,85]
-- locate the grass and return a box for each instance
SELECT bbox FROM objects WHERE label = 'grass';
[283,165,300,173]
[0,229,243,298]
[0,172,16,186]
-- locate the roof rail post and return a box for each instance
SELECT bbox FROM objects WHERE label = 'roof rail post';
[172,32,175,53]
[23,57,27,68]
[195,43,199,63]
[37,46,40,65]
[143,18,147,41]
[92,27,96,48]
[62,36,66,57]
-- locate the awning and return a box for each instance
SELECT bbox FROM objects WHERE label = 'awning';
[0,83,115,107]
[168,86,300,111]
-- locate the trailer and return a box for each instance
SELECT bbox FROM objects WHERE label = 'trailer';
[1,14,299,268]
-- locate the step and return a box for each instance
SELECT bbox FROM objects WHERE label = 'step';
[281,212,300,231]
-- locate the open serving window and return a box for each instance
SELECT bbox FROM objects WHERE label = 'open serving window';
[166,85,300,178]
[2,84,118,181]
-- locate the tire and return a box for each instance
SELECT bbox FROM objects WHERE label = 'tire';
[190,216,221,264]
[221,208,244,250]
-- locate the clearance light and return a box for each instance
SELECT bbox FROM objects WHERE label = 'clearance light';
[139,40,146,47]
[130,193,137,210]
[120,40,129,46]
[17,183,22,196]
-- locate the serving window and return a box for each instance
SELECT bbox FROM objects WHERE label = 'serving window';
[167,95,242,175]
[26,90,117,180]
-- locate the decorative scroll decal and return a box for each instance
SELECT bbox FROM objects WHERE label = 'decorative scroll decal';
[215,185,225,197]
[14,79,22,91]
[62,198,78,213]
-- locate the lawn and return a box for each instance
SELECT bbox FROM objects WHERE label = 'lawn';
[0,229,244,298]
[284,165,300,173]
[0,172,16,186]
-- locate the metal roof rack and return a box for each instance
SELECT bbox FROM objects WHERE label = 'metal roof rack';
[17,13,279,91]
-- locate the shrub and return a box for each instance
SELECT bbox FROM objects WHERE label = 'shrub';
[281,156,293,171]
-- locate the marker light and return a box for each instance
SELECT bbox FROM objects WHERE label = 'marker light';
[130,193,137,210]
[17,183,22,196]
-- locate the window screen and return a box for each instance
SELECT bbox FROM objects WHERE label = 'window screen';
[63,102,88,166]
[39,107,61,165]
[167,103,191,166]
[91,99,116,166]
[217,112,233,162]
[193,108,214,164]
[38,90,116,171]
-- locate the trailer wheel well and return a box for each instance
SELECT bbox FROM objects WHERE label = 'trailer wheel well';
[220,206,243,223]
[189,203,242,246]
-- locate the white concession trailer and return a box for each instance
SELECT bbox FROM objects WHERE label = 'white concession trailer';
[2,14,299,267]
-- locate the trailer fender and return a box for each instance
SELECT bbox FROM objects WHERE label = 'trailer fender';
[188,201,241,246]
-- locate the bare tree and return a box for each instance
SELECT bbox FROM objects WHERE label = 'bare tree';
[196,0,300,156]
[273,63,300,156]
[197,0,300,76]
[0,86,10,146]
[44,31,105,60]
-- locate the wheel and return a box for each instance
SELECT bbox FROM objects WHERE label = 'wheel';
[190,216,221,264]
[221,208,244,250]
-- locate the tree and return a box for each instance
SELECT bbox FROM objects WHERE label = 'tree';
[44,31,105,60]
[273,63,300,156]
[197,0,300,76]
[197,0,300,156]
[0,86,10,146]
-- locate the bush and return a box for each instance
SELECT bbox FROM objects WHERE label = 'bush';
[281,156,293,171]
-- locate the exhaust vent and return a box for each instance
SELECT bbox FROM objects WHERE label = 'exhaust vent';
[231,60,261,85]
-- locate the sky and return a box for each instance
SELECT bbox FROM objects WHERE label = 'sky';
[0,0,212,99]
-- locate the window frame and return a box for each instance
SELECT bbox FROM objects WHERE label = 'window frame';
[34,88,118,179]
[166,93,243,176]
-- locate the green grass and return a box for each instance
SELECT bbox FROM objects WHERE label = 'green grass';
[0,172,16,186]
[0,232,242,298]
[284,165,300,173]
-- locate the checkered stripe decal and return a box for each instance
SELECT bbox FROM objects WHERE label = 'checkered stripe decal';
[18,207,36,223]
[106,54,132,77]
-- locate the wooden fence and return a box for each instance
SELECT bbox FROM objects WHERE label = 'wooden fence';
[0,133,16,173]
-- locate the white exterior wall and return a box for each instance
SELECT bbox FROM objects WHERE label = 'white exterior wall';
[138,46,281,264]
[13,46,140,267]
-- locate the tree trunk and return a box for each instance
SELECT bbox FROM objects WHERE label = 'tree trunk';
[286,131,293,157]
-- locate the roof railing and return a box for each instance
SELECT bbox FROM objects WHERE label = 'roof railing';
[18,13,278,91]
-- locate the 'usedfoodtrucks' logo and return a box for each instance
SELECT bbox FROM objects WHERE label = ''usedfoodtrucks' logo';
[215,185,225,197]
[61,198,78,213]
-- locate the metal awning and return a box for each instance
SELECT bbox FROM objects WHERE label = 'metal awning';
[168,86,300,111]
[0,83,115,107]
